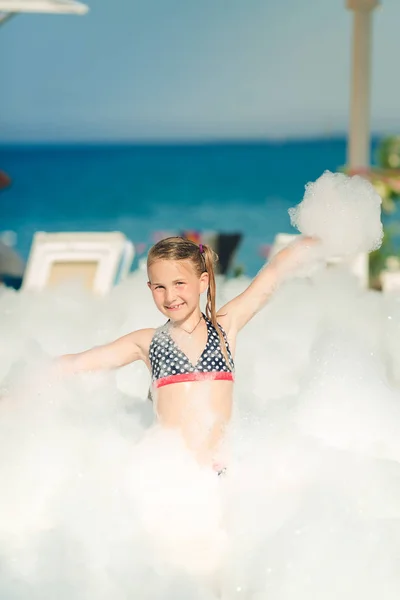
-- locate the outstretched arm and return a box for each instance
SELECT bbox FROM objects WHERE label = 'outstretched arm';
[55,328,153,375]
[220,236,320,332]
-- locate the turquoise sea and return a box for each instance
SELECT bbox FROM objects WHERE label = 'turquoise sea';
[0,138,377,276]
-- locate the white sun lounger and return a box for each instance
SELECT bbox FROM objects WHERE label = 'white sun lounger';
[380,270,400,294]
[22,232,134,295]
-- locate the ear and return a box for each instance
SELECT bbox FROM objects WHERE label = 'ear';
[199,271,209,294]
[147,281,152,289]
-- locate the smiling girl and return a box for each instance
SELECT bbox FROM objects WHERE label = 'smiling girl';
[58,236,317,470]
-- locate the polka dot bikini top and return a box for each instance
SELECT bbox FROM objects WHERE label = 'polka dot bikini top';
[149,314,235,389]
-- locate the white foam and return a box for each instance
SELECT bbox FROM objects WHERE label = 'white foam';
[289,170,383,257]
[1,172,400,598]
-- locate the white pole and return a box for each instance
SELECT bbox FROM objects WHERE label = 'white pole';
[346,0,379,170]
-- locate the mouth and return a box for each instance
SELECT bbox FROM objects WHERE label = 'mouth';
[165,302,184,311]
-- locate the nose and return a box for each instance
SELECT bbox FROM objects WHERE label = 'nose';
[164,287,177,305]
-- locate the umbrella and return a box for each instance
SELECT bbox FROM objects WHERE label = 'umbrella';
[0,0,88,24]
[346,0,380,169]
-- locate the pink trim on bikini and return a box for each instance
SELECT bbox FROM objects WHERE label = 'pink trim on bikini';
[153,371,234,389]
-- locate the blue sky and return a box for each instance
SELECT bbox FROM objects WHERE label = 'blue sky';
[0,0,399,142]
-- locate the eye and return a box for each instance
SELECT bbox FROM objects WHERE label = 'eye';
[176,281,185,286]
[154,285,164,290]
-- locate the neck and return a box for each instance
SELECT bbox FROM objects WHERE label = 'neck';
[172,308,203,330]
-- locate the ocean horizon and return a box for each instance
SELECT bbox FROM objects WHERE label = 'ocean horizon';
[0,137,380,276]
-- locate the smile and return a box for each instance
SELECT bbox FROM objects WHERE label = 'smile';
[165,303,184,310]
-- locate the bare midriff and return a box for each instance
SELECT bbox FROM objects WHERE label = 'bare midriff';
[153,379,234,467]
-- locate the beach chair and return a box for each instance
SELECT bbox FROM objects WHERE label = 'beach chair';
[327,253,369,288]
[270,233,369,287]
[0,238,25,289]
[380,269,400,294]
[22,232,134,295]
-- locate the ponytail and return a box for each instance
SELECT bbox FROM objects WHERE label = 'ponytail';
[201,244,230,364]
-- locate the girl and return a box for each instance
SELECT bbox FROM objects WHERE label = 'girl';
[58,235,317,470]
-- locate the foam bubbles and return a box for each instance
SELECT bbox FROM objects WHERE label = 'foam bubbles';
[1,210,400,597]
[289,170,383,256]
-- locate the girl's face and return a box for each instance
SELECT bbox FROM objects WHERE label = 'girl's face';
[147,259,208,320]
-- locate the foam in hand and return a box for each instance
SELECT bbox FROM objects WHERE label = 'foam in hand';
[288,170,383,257]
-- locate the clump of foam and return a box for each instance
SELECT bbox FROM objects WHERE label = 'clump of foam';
[289,170,383,257]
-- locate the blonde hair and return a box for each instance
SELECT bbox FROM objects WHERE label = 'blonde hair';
[147,236,229,360]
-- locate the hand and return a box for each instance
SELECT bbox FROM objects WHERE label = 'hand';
[272,235,323,280]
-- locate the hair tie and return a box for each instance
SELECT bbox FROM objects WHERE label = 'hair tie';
[199,244,204,254]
